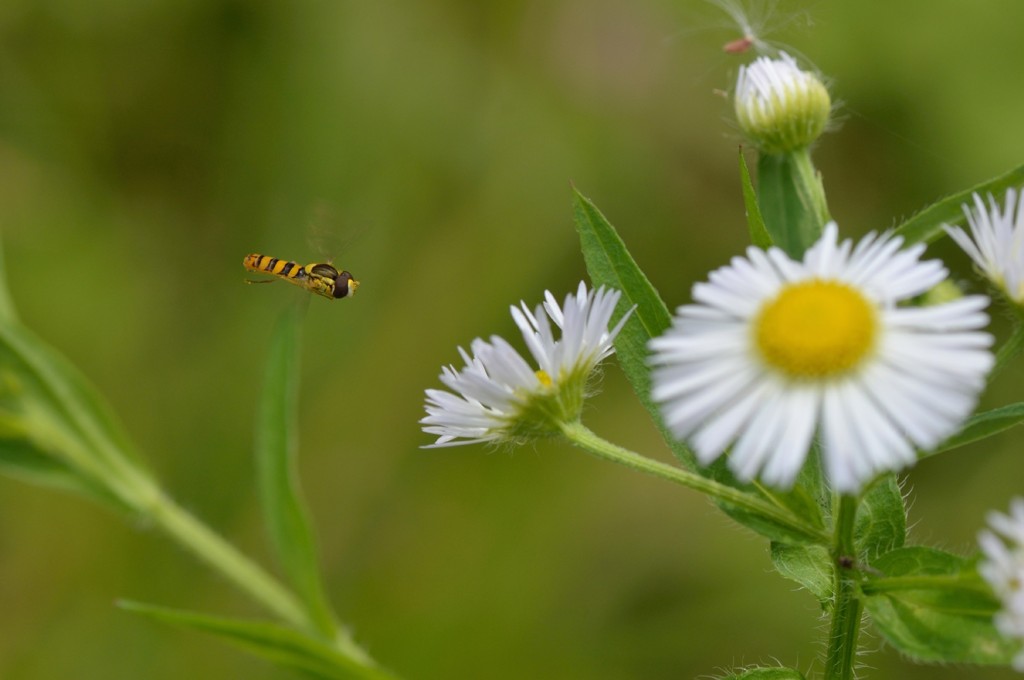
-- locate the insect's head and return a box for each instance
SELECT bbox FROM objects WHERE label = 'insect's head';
[334,271,359,299]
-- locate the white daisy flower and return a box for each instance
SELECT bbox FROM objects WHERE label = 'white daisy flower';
[979,498,1024,671]
[422,282,629,447]
[649,223,993,493]
[945,189,1024,304]
[735,51,831,153]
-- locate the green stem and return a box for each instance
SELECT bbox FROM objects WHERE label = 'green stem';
[757,147,831,257]
[559,421,829,544]
[145,490,312,630]
[789,146,831,227]
[824,495,863,680]
[142,487,382,670]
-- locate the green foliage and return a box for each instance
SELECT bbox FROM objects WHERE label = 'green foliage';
[771,542,832,604]
[929,401,1024,457]
[709,461,827,545]
[863,547,1016,665]
[894,162,1024,244]
[118,601,396,680]
[755,149,830,258]
[0,435,131,510]
[573,188,695,469]
[0,305,155,515]
[854,476,906,562]
[256,300,338,637]
[740,148,772,249]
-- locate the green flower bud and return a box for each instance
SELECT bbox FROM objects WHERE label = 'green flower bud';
[735,52,831,154]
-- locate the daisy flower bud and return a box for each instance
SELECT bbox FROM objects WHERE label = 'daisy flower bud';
[422,283,629,447]
[735,52,831,153]
[945,189,1024,305]
[978,498,1024,670]
[649,223,993,493]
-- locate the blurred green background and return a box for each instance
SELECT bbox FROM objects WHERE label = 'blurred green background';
[1,0,1023,678]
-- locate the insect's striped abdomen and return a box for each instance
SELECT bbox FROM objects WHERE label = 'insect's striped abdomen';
[244,253,305,279]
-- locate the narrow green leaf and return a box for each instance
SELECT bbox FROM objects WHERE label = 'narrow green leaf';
[725,668,807,680]
[256,301,337,636]
[928,401,1024,457]
[0,320,143,470]
[854,475,906,562]
[759,447,828,531]
[894,162,1024,244]
[756,148,829,257]
[770,542,832,604]
[739,148,772,248]
[573,188,695,468]
[863,547,1016,665]
[119,601,396,680]
[0,317,153,514]
[704,459,826,545]
[0,435,134,511]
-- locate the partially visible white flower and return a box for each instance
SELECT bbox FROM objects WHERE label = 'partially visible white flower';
[649,223,993,493]
[735,51,831,153]
[979,498,1024,671]
[945,189,1024,304]
[422,283,629,447]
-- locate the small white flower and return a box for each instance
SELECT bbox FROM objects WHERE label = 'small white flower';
[649,223,993,493]
[422,283,629,447]
[979,498,1024,671]
[735,51,831,153]
[945,189,1024,304]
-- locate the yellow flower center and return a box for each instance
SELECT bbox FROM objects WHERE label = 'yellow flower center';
[754,280,877,378]
[535,370,554,388]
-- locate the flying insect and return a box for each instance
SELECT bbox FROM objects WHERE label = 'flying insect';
[243,254,359,300]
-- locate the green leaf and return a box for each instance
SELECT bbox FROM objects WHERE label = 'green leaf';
[0,317,153,514]
[706,459,826,545]
[894,162,1024,244]
[854,475,906,562]
[573,188,695,468]
[770,542,832,604]
[870,546,965,576]
[0,320,144,471]
[740,148,772,248]
[863,547,1016,665]
[0,435,134,512]
[928,401,1024,457]
[756,148,830,257]
[256,301,337,636]
[119,601,395,680]
[724,667,807,680]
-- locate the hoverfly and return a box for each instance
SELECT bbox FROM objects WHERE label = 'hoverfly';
[243,254,359,300]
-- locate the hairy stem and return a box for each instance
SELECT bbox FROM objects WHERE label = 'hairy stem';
[824,494,863,680]
[559,421,829,544]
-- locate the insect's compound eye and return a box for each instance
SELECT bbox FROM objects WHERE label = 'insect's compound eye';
[333,271,356,298]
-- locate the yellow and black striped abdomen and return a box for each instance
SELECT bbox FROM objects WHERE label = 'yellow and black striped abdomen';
[243,253,306,280]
